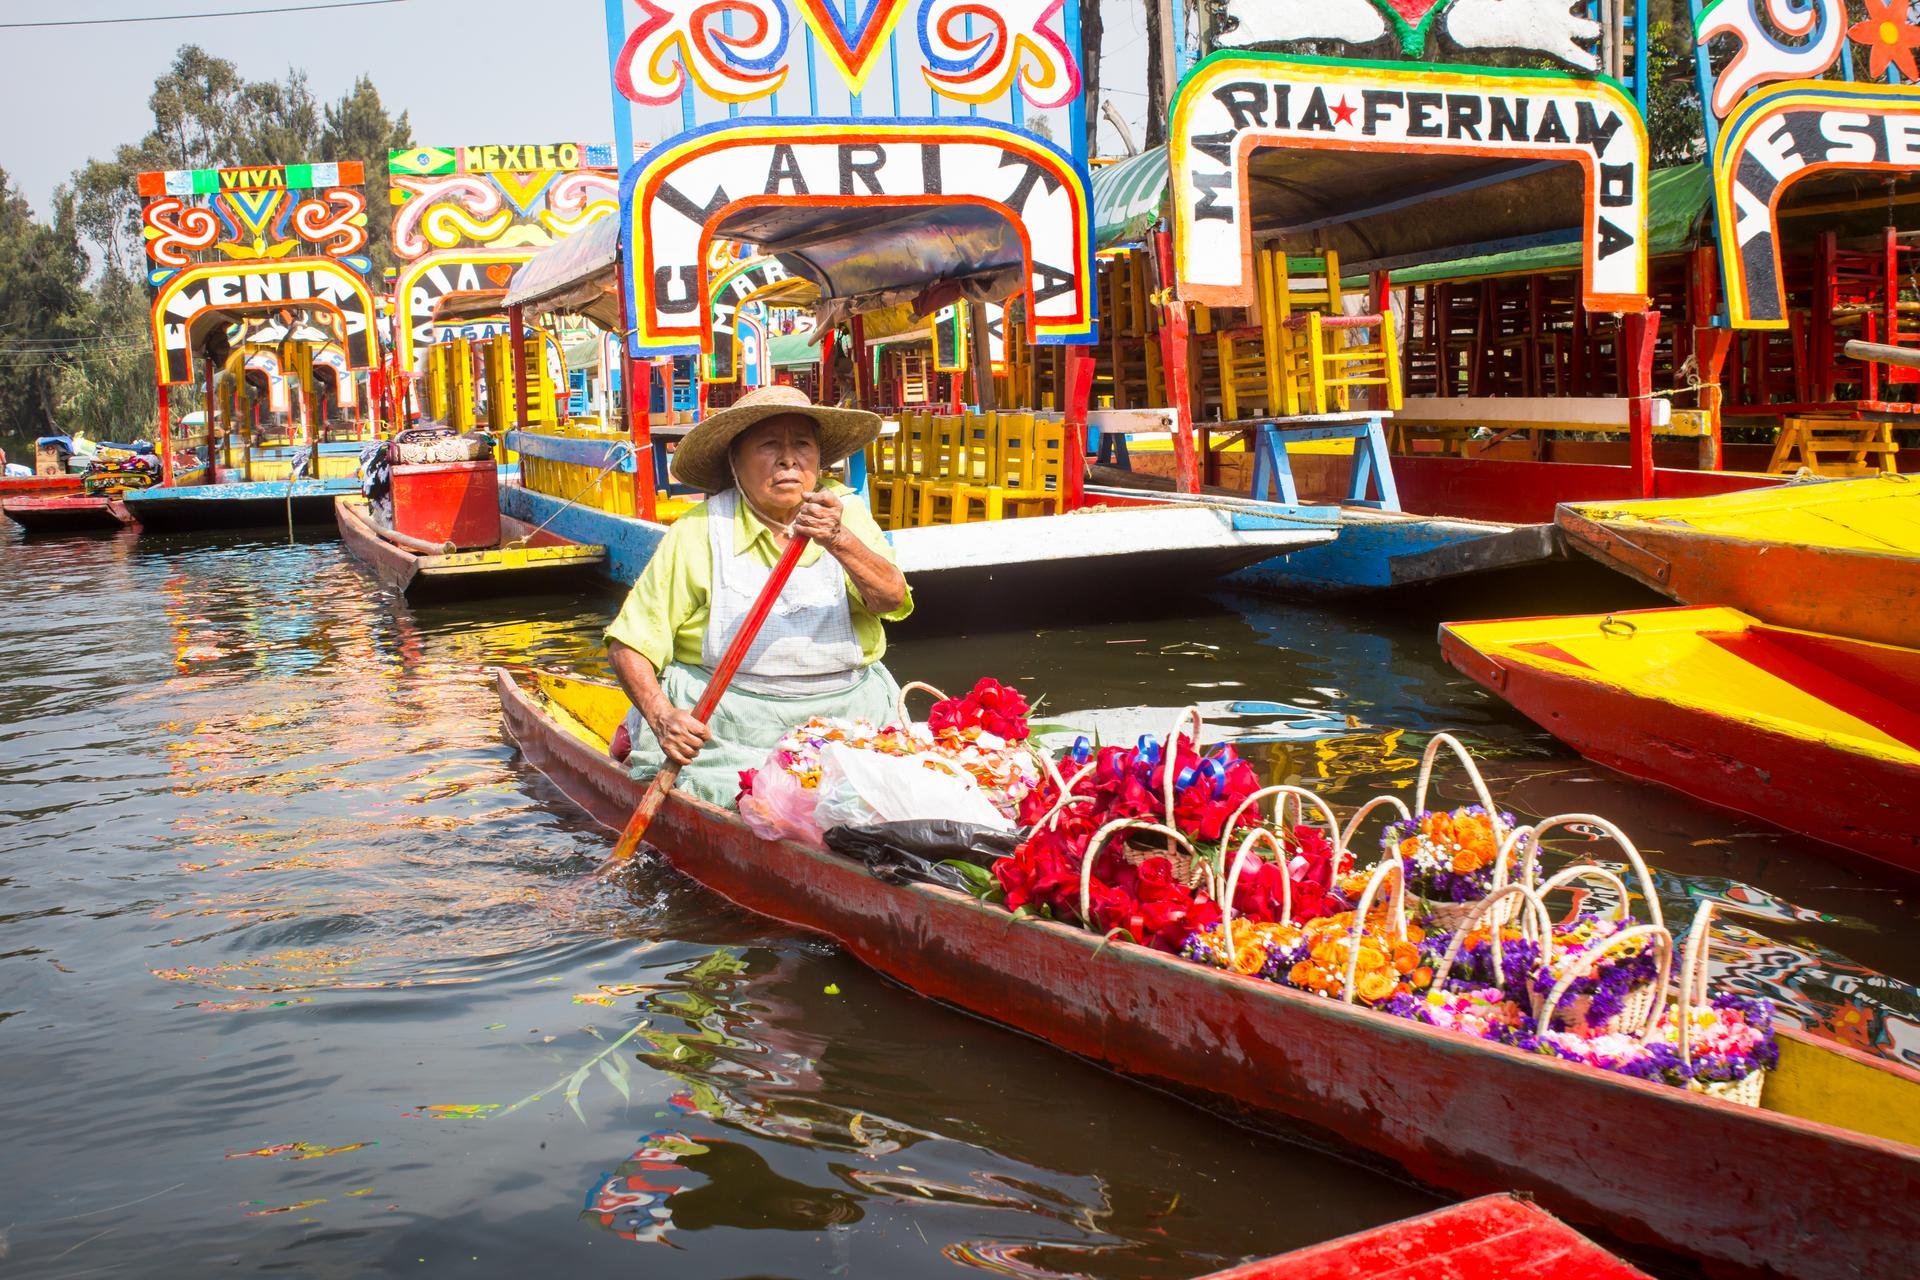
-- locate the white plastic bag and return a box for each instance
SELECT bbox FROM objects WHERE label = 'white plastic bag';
[813,743,1013,832]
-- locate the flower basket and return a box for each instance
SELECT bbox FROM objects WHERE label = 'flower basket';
[1673,902,1772,1108]
[1280,859,1434,1008]
[1370,734,1517,922]
[1535,923,1674,1047]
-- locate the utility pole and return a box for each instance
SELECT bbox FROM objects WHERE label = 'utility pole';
[1146,0,1181,148]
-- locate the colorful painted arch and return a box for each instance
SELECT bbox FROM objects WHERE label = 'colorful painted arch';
[149,259,380,386]
[1169,52,1651,314]
[1711,79,1920,328]
[621,117,1096,357]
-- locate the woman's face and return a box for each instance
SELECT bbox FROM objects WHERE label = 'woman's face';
[731,415,820,515]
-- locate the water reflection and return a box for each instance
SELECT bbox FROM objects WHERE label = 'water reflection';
[1,524,1915,1278]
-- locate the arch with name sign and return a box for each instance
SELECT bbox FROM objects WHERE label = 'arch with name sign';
[1170,52,1651,314]
[622,118,1095,357]
[1711,82,1920,328]
[149,259,379,385]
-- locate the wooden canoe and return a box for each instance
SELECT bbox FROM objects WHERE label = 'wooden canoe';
[1196,1194,1651,1279]
[1439,606,1920,878]
[496,666,1920,1280]
[1557,476,1920,648]
[336,496,605,601]
[1,495,134,533]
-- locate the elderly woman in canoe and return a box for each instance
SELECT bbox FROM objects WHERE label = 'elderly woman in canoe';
[605,385,912,804]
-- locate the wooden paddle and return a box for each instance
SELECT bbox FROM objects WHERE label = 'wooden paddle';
[596,526,812,877]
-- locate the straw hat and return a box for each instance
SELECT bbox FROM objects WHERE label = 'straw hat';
[670,385,880,493]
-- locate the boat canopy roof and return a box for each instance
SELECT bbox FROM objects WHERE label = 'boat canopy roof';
[1092,147,1169,250]
[767,329,822,368]
[724,201,1027,326]
[1238,150,1611,277]
[1392,165,1712,285]
[432,289,509,323]
[505,214,622,331]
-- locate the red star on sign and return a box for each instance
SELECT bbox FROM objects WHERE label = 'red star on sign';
[1332,97,1358,127]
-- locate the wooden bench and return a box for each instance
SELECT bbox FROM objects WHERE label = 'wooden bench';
[1388,395,1714,464]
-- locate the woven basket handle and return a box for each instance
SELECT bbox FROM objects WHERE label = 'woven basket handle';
[1340,858,1409,1004]
[896,681,950,742]
[1536,923,1675,1043]
[1029,760,1097,834]
[1524,814,1665,934]
[1430,882,1551,993]
[1414,732,1507,845]
[1220,828,1291,954]
[1159,706,1205,857]
[1339,794,1412,863]
[1077,819,1202,930]
[1676,900,1716,1071]
[1534,863,1636,930]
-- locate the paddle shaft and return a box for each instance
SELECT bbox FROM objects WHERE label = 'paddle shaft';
[598,526,812,873]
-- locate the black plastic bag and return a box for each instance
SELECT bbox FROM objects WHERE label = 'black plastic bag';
[824,820,1020,892]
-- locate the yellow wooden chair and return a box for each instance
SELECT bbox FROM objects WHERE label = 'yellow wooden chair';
[909,414,968,527]
[877,411,930,529]
[918,410,1000,525]
[864,428,901,528]
[955,412,1065,521]
[1272,248,1402,415]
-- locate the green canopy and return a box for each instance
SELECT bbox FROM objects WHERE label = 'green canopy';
[768,330,821,368]
[1391,164,1712,286]
[1092,146,1170,250]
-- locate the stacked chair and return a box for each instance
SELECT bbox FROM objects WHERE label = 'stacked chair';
[862,410,1068,530]
[1198,247,1402,420]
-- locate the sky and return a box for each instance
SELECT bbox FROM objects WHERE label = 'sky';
[0,0,1155,222]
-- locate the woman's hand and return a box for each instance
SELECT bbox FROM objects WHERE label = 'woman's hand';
[790,488,844,547]
[649,706,711,766]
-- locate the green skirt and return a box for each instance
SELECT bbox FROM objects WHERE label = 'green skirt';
[622,661,903,806]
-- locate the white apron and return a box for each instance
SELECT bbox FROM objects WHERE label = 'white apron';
[703,488,865,697]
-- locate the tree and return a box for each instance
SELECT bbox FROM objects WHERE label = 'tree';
[0,169,89,453]
[320,76,413,274]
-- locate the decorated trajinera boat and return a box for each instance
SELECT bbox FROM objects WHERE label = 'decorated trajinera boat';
[120,160,383,532]
[476,0,1364,601]
[1558,477,1920,649]
[498,667,1920,1280]
[1196,1194,1651,1280]
[1440,605,1920,878]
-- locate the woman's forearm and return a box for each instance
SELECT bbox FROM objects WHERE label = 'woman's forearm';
[825,527,907,614]
[610,640,672,726]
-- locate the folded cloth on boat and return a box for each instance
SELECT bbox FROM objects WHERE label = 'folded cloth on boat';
[619,659,902,807]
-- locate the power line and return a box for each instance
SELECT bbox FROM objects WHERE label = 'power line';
[0,0,408,29]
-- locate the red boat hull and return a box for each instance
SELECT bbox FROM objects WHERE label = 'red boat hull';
[1438,627,1920,878]
[0,474,83,499]
[496,669,1920,1280]
[1558,509,1920,650]
[2,495,134,533]
[1198,1194,1650,1279]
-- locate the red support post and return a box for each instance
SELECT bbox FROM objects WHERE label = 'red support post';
[1150,228,1200,495]
[1060,345,1096,512]
[509,304,533,435]
[850,314,872,410]
[158,381,173,488]
[1623,310,1661,497]
[203,351,218,481]
[819,326,837,405]
[616,275,656,522]
[1694,327,1734,472]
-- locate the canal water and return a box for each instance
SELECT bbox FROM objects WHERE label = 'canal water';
[1,524,1913,1277]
